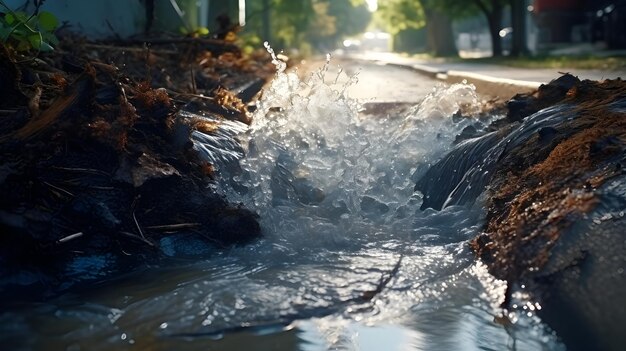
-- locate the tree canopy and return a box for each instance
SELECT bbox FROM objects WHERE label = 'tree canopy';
[240,0,371,53]
[376,0,523,57]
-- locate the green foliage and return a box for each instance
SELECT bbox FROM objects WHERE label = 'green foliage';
[0,1,59,52]
[375,0,425,35]
[179,26,210,37]
[421,0,481,18]
[328,0,370,38]
[376,0,490,35]
[241,0,371,53]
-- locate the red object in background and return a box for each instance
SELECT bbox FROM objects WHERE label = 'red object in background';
[533,0,585,12]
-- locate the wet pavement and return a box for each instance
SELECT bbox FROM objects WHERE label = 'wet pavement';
[298,58,441,103]
[353,52,625,84]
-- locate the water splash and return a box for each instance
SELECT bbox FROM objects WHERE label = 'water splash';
[219,51,488,250]
[0,51,564,351]
[181,110,249,166]
[264,41,287,74]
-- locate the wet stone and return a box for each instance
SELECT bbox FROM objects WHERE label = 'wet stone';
[537,126,558,144]
[114,153,180,188]
[360,195,390,218]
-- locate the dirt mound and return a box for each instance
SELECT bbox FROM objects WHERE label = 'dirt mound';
[470,76,626,350]
[0,36,274,298]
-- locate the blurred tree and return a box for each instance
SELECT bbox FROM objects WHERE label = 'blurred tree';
[509,0,529,56]
[262,0,270,42]
[469,0,506,56]
[328,0,371,43]
[377,0,457,56]
[240,0,370,54]
[376,0,425,34]
[421,0,458,56]
[377,0,515,57]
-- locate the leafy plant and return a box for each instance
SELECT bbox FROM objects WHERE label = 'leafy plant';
[179,25,210,38]
[0,1,59,52]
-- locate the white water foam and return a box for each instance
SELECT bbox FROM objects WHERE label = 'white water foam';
[217,52,485,250]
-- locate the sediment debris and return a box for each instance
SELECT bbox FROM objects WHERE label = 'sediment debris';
[418,74,626,350]
[0,36,275,297]
[473,76,626,350]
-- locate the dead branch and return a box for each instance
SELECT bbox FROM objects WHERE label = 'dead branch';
[120,231,154,247]
[57,232,84,244]
[43,181,74,197]
[360,254,403,302]
[51,166,111,176]
[27,85,43,118]
[131,196,146,240]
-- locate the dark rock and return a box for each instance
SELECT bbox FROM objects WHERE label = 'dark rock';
[114,153,180,187]
[70,195,121,230]
[506,73,581,123]
[507,93,537,122]
[234,77,266,103]
[293,178,325,205]
[160,234,213,257]
[549,73,580,90]
[360,195,389,217]
[454,124,480,144]
[213,208,261,245]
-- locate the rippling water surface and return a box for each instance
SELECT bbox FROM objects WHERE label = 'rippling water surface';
[1,53,565,350]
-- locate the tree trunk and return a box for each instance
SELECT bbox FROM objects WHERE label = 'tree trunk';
[510,0,529,56]
[424,8,458,57]
[474,0,504,57]
[487,14,502,56]
[262,0,271,42]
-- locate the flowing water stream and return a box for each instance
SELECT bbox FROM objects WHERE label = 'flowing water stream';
[1,53,566,350]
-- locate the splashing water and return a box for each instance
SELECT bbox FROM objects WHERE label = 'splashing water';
[0,53,565,350]
[220,54,486,249]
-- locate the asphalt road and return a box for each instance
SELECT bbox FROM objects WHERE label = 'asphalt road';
[298,57,440,104]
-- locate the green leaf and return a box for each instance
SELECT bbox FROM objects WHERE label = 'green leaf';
[10,27,28,40]
[28,33,41,49]
[13,12,28,23]
[197,27,209,35]
[38,11,59,31]
[5,13,14,25]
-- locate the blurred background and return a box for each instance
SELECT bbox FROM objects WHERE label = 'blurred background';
[6,0,626,58]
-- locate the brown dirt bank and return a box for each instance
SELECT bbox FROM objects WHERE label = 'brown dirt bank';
[0,36,274,298]
[470,76,626,350]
